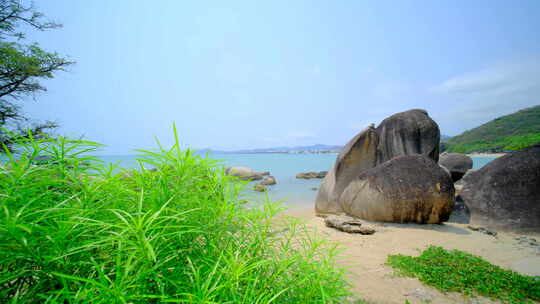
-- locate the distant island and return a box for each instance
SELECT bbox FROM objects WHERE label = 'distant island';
[443,105,540,153]
[198,105,540,155]
[198,144,343,154]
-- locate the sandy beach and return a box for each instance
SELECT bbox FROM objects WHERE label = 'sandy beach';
[466,153,507,158]
[283,208,540,304]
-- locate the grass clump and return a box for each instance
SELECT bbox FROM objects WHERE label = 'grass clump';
[387,245,540,303]
[0,128,351,303]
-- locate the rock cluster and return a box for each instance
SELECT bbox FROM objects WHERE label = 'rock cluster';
[514,236,540,254]
[225,167,277,192]
[316,109,454,224]
[467,225,497,237]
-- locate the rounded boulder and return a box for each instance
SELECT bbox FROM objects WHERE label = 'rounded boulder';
[458,144,540,231]
[340,155,455,224]
[439,152,473,182]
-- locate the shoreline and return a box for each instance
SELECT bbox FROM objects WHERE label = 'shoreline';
[283,207,540,304]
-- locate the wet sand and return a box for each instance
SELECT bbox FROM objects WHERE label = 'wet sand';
[283,208,540,304]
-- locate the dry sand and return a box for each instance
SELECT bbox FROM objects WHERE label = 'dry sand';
[283,208,540,304]
[466,153,507,158]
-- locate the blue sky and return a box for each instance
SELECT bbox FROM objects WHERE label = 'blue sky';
[22,0,540,153]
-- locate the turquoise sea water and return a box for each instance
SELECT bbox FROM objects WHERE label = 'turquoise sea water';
[97,153,497,210]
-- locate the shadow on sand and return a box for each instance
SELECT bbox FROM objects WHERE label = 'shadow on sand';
[380,221,472,235]
[369,202,473,235]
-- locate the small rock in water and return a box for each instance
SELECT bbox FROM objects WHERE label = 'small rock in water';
[260,176,277,185]
[296,171,327,179]
[225,167,264,181]
[311,187,318,191]
[467,225,497,237]
[254,184,267,192]
[324,215,375,234]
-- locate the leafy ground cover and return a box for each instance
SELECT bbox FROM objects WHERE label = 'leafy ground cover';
[387,246,540,303]
[0,128,351,303]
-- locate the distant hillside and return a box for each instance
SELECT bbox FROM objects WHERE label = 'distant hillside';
[440,134,452,142]
[444,105,540,153]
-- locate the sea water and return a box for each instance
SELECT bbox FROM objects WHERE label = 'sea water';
[96,153,497,210]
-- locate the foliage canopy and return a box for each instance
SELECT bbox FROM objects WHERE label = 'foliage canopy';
[0,0,73,151]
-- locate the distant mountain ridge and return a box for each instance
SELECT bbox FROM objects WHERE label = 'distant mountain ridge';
[444,105,540,153]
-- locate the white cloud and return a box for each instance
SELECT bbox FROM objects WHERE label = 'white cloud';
[429,55,540,135]
[430,56,540,98]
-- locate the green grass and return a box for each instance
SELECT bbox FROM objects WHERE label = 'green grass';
[0,127,352,303]
[387,246,540,303]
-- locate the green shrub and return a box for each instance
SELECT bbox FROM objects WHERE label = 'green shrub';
[0,128,351,303]
[387,246,540,303]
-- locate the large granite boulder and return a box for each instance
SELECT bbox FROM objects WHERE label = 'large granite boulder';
[439,152,473,182]
[375,109,440,164]
[315,109,441,216]
[315,125,378,214]
[458,144,540,231]
[225,167,264,181]
[340,155,455,223]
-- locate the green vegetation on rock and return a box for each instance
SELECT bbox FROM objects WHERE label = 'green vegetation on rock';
[444,105,540,153]
[387,246,540,303]
[0,128,351,303]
